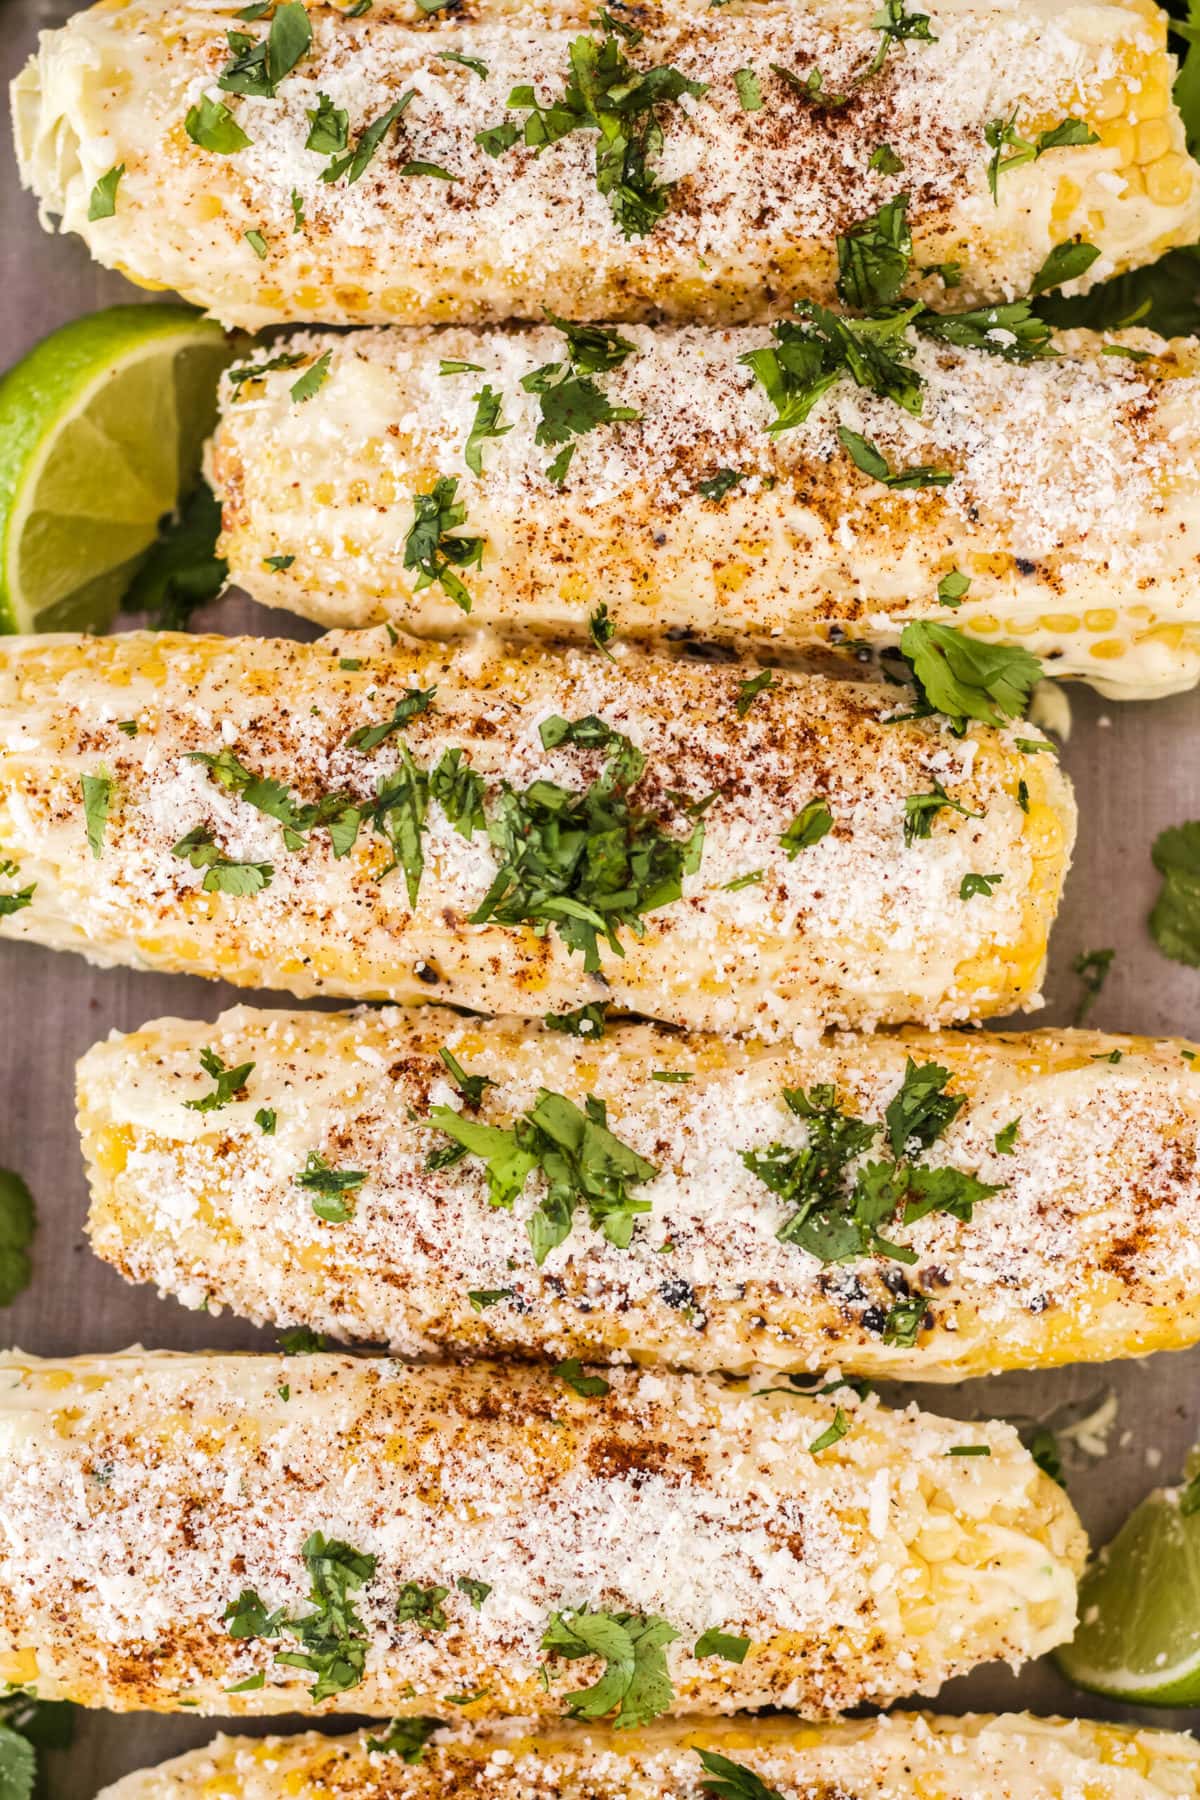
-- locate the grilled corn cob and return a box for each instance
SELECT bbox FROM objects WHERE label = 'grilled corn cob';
[0,630,1074,1035]
[79,1010,1200,1379]
[0,1350,1084,1716]
[210,325,1200,699]
[96,1714,1200,1800]
[13,0,1199,328]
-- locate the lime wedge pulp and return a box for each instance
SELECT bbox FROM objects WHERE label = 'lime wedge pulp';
[0,304,234,635]
[1056,1461,1200,1704]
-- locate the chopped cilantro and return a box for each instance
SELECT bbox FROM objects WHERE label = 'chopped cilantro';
[553,1357,611,1396]
[519,318,639,483]
[1017,778,1030,814]
[589,601,616,655]
[265,553,295,572]
[395,1583,449,1632]
[290,349,332,402]
[456,1577,492,1609]
[87,163,124,220]
[1031,239,1101,296]
[279,1326,326,1353]
[1028,1425,1065,1487]
[993,1117,1020,1154]
[807,1406,850,1455]
[322,92,415,183]
[545,1001,608,1038]
[937,569,970,607]
[1150,825,1200,965]
[722,869,763,891]
[440,50,488,77]
[81,772,111,859]
[735,669,774,716]
[780,797,833,855]
[467,1287,513,1311]
[0,1170,35,1305]
[271,1533,377,1699]
[171,828,273,895]
[698,467,747,500]
[464,383,512,474]
[740,300,924,432]
[697,1749,785,1800]
[541,1605,679,1727]
[884,1058,965,1157]
[399,160,458,179]
[897,621,1041,729]
[1072,946,1114,1023]
[306,91,349,154]
[430,748,487,837]
[404,477,484,613]
[347,686,435,752]
[468,716,703,971]
[693,1629,751,1663]
[185,1046,255,1114]
[882,1293,927,1345]
[428,1087,658,1262]
[960,871,1002,900]
[837,193,912,311]
[218,2,311,98]
[479,28,707,237]
[838,425,952,490]
[868,142,904,174]
[366,1717,444,1761]
[185,94,253,152]
[985,112,1099,202]
[948,1444,991,1457]
[733,67,762,110]
[651,1070,692,1083]
[295,1152,367,1222]
[439,1047,495,1108]
[188,746,362,856]
[917,297,1056,362]
[256,1108,278,1135]
[902,780,983,845]
[0,859,34,917]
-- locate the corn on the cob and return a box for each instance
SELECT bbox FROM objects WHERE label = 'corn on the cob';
[96,1714,1200,1800]
[0,1350,1084,1716]
[210,324,1200,700]
[13,0,1199,329]
[0,630,1074,1035]
[80,1010,1200,1381]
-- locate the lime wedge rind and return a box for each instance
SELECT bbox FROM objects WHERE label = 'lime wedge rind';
[0,303,233,634]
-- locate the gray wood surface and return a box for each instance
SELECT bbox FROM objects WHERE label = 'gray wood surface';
[3,3,1200,1790]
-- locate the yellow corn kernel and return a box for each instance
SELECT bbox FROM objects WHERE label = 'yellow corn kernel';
[1091,77,1128,121]
[1101,120,1137,163]
[1089,639,1127,660]
[1136,118,1173,164]
[966,613,1000,634]
[1146,154,1194,206]
[1040,613,1081,634]
[1083,609,1118,632]
[195,194,223,222]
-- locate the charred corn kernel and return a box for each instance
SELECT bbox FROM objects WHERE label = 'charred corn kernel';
[14,0,1199,327]
[80,1010,1200,1381]
[0,628,1074,1035]
[97,1714,1200,1800]
[207,325,1200,697]
[0,1350,1083,1717]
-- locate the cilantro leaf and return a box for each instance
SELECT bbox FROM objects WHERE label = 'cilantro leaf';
[290,349,332,403]
[171,827,274,895]
[467,1286,513,1311]
[589,601,616,654]
[882,1293,926,1344]
[366,1718,444,1761]
[272,1533,376,1700]
[544,1001,608,1038]
[465,384,512,475]
[224,1588,284,1639]
[457,1576,492,1608]
[693,1628,751,1662]
[185,1046,255,1114]
[1072,946,1114,1023]
[994,1117,1020,1154]
[1030,239,1101,296]
[960,871,1002,899]
[902,780,983,846]
[483,29,707,238]
[0,1170,35,1306]
[0,860,34,918]
[347,686,436,752]
[985,111,1098,202]
[469,716,702,972]
[808,1406,850,1454]
[1150,823,1200,965]
[780,797,832,856]
[838,425,952,489]
[698,468,747,500]
[697,1749,785,1800]
[734,67,762,110]
[735,670,774,717]
[836,193,912,311]
[322,92,415,182]
[553,1357,611,1396]
[188,746,361,856]
[218,2,311,98]
[81,772,111,859]
[429,1087,657,1260]
[884,1058,965,1157]
[916,297,1056,363]
[0,1727,37,1800]
[306,91,349,154]
[87,163,124,220]
[295,1152,367,1222]
[185,94,253,153]
[897,621,1042,728]
[404,477,484,613]
[741,300,924,431]
[395,1582,449,1631]
[439,1047,495,1108]
[430,747,487,837]
[541,1605,679,1728]
[123,479,228,630]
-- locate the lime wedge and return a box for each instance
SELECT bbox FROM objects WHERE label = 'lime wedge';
[0,304,234,635]
[1056,1458,1200,1704]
